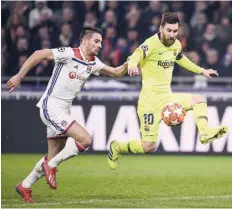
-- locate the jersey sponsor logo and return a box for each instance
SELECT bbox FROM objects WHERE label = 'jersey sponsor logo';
[158,61,175,69]
[69,72,76,79]
[69,72,87,81]
[58,47,65,52]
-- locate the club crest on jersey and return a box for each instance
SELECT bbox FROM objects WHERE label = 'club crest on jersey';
[86,66,92,74]
[140,44,148,52]
[144,125,150,132]
[58,47,65,52]
[173,49,177,56]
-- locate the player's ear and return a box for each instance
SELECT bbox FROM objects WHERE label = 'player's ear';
[82,37,88,45]
[159,26,162,33]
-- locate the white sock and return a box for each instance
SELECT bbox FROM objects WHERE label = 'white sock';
[48,138,79,168]
[22,155,46,188]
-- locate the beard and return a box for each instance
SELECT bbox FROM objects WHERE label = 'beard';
[162,35,176,47]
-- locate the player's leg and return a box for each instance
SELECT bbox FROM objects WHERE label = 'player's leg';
[46,121,92,169]
[43,136,74,189]
[40,103,92,188]
[172,93,227,144]
[15,137,66,202]
[47,136,83,169]
[21,138,66,187]
[42,123,91,189]
[108,107,160,170]
[47,137,67,161]
[190,94,227,144]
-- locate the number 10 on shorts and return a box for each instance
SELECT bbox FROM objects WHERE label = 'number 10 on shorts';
[143,113,154,125]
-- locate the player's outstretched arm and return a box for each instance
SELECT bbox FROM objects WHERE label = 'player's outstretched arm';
[175,53,218,78]
[7,49,54,92]
[100,61,128,78]
[128,50,142,77]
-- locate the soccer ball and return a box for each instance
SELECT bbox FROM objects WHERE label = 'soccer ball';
[161,103,186,126]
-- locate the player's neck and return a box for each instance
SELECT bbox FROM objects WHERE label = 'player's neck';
[79,45,91,61]
[158,32,165,45]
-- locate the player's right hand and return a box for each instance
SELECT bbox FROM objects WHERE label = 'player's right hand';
[202,69,219,79]
[128,67,140,77]
[7,74,22,93]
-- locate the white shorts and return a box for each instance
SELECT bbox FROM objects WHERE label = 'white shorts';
[39,99,75,139]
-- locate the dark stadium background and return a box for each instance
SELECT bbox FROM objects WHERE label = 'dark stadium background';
[2,1,232,154]
[1,1,232,77]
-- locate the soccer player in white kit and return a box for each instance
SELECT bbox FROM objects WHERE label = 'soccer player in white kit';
[7,26,128,202]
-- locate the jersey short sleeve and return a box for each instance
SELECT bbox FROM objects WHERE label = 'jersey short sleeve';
[51,47,74,63]
[91,57,105,76]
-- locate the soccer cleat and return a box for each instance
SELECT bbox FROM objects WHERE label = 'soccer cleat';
[42,162,57,189]
[200,126,228,144]
[108,140,121,170]
[15,182,34,203]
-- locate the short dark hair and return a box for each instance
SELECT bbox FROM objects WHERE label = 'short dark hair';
[161,12,179,27]
[79,26,103,42]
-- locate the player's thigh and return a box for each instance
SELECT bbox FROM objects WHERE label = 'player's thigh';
[65,121,91,147]
[170,93,193,111]
[137,106,161,143]
[40,107,91,148]
[47,138,67,160]
[40,106,74,137]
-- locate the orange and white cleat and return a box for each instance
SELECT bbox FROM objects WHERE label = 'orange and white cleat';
[42,162,57,189]
[15,182,34,203]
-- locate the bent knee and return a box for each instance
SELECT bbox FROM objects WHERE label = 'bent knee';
[72,131,92,149]
[80,134,92,148]
[191,94,206,106]
[141,141,157,153]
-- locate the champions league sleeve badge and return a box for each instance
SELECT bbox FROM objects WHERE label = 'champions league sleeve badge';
[58,47,65,52]
[140,44,148,52]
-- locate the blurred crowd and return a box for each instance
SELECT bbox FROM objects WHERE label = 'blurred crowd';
[1,1,232,77]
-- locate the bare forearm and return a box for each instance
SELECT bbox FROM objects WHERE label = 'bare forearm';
[113,62,128,77]
[17,51,43,78]
[17,49,53,78]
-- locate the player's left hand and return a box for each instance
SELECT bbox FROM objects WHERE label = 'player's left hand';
[7,74,22,93]
[128,67,140,77]
[202,69,219,79]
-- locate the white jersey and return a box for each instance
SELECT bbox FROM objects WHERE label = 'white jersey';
[36,47,105,108]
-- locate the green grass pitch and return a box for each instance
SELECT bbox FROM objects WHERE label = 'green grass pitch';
[2,154,232,208]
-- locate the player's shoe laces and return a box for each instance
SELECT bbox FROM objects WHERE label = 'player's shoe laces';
[108,140,121,170]
[42,162,57,189]
[200,126,228,144]
[15,182,34,203]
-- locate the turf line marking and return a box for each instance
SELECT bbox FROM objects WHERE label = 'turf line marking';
[2,195,232,207]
